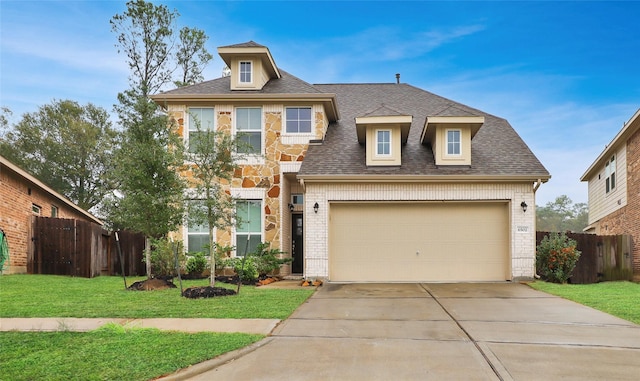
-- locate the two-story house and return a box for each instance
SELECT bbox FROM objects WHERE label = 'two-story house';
[151,41,550,282]
[581,108,640,280]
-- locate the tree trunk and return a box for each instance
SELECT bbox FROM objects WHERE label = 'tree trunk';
[145,236,152,279]
[209,227,215,286]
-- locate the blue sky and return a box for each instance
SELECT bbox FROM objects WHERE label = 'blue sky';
[1,1,639,206]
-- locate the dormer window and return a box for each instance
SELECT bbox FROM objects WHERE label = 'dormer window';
[239,61,252,83]
[376,130,391,156]
[446,129,462,156]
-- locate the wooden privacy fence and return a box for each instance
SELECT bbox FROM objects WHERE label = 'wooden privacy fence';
[536,231,634,284]
[28,216,145,278]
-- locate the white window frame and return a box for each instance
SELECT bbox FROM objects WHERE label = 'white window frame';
[375,129,392,157]
[234,107,263,156]
[51,205,58,218]
[446,129,462,156]
[285,107,313,134]
[32,204,41,215]
[605,155,616,194]
[239,60,252,84]
[187,107,215,154]
[234,199,263,257]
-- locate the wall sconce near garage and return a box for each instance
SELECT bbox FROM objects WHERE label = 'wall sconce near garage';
[313,202,319,214]
[520,201,528,213]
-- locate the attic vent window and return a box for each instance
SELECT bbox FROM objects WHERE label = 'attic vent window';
[446,129,462,156]
[239,61,252,83]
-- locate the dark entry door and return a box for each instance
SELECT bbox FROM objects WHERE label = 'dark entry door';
[291,214,304,274]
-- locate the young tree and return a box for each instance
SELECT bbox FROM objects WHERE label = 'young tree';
[536,195,588,233]
[0,100,117,211]
[110,0,213,277]
[186,117,245,285]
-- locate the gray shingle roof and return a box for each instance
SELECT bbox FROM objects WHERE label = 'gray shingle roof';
[298,83,550,178]
[157,69,324,96]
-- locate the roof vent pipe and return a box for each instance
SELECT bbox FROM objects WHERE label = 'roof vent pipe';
[395,73,400,84]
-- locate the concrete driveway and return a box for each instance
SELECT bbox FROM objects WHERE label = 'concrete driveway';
[186,283,640,380]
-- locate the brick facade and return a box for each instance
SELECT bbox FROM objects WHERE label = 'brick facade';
[0,158,100,274]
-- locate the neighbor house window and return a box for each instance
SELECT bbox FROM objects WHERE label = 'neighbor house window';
[236,107,262,154]
[376,130,391,156]
[285,107,312,133]
[51,205,58,218]
[32,204,41,215]
[186,200,210,254]
[605,155,616,193]
[188,108,215,153]
[446,129,461,155]
[236,200,262,256]
[239,61,252,83]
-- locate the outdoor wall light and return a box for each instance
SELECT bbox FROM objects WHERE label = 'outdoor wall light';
[288,203,294,212]
[313,202,319,214]
[520,201,528,213]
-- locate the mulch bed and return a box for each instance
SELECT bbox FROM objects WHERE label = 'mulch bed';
[126,275,282,298]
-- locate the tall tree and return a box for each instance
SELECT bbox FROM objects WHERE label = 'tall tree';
[175,27,213,87]
[537,195,588,233]
[0,100,117,211]
[186,116,245,285]
[109,0,212,277]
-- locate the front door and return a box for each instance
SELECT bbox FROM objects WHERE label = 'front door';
[291,213,304,274]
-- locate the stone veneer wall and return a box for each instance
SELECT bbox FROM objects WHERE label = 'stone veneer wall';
[169,104,326,269]
[303,182,537,280]
[595,127,640,279]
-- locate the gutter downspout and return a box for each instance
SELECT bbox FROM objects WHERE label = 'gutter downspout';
[533,179,542,279]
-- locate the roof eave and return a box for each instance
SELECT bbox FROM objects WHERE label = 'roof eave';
[580,108,640,181]
[297,173,551,183]
[150,93,340,122]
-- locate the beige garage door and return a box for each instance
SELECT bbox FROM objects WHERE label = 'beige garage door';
[329,202,509,282]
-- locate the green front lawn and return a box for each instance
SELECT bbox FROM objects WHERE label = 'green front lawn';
[0,274,314,319]
[0,324,263,381]
[528,281,640,325]
[0,274,314,381]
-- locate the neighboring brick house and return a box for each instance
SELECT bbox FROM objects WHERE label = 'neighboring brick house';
[581,108,640,280]
[151,41,550,282]
[0,155,102,274]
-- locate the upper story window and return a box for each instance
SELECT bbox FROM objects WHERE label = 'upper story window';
[446,129,462,156]
[285,107,312,133]
[605,155,616,193]
[376,130,391,156]
[188,108,215,153]
[236,107,262,154]
[239,61,252,83]
[32,204,41,215]
[51,205,58,218]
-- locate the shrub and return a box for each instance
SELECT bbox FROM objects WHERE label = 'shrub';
[185,252,208,275]
[226,256,259,282]
[536,232,581,283]
[251,242,292,277]
[150,238,185,277]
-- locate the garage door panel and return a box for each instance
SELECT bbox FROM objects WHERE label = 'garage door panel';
[329,202,509,282]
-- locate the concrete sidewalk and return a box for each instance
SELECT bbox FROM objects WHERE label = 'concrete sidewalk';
[0,317,280,335]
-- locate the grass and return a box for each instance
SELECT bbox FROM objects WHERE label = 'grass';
[0,324,263,381]
[0,274,314,318]
[528,281,640,325]
[0,274,314,381]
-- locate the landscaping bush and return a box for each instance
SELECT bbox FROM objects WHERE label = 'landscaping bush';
[536,232,581,283]
[226,256,259,282]
[223,242,291,282]
[185,252,208,276]
[150,238,185,277]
